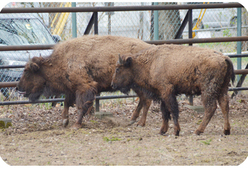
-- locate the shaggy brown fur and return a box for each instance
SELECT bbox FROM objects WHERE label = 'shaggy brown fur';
[112,44,235,136]
[17,35,153,128]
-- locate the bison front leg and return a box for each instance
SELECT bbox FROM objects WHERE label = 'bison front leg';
[137,98,151,127]
[71,87,97,129]
[129,97,144,125]
[62,93,75,127]
[129,91,152,127]
[129,90,151,127]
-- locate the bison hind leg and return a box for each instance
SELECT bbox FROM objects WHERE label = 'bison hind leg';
[71,86,97,129]
[161,91,181,136]
[217,88,231,135]
[159,101,170,135]
[195,93,217,135]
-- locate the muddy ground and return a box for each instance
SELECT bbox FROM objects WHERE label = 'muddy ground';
[0,93,247,167]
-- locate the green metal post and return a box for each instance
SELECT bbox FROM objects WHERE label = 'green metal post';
[72,2,77,38]
[154,2,159,40]
[237,7,242,81]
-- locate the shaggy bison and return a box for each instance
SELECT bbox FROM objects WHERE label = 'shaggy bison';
[17,35,153,129]
[111,44,235,136]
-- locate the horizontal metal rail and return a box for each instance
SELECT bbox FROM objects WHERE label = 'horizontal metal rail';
[1,69,247,88]
[1,36,248,51]
[234,69,248,74]
[0,3,243,13]
[0,52,247,68]
[0,44,54,51]
[0,65,25,69]
[0,82,18,88]
[0,95,137,106]
[228,54,248,58]
[228,87,248,91]
[0,86,247,105]
[145,36,248,45]
[1,54,248,70]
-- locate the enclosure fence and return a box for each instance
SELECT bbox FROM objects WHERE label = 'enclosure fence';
[0,2,248,111]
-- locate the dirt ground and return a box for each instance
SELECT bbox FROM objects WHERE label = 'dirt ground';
[0,93,248,167]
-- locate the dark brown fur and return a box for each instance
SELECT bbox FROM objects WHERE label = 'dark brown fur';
[17,35,153,128]
[112,44,235,136]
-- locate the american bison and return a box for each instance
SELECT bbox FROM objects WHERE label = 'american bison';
[111,44,235,136]
[17,35,153,129]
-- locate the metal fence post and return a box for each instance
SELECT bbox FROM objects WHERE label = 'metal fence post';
[154,2,159,40]
[93,11,100,112]
[71,2,77,38]
[237,7,242,82]
[94,12,98,35]
[188,9,194,105]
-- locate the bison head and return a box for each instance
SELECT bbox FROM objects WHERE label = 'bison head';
[17,56,46,102]
[111,54,134,94]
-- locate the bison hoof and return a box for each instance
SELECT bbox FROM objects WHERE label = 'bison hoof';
[137,122,145,127]
[159,130,167,135]
[174,130,180,137]
[63,119,69,127]
[224,129,230,135]
[128,120,136,126]
[71,123,82,130]
[194,130,203,135]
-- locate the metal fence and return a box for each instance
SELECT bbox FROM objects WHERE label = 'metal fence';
[0,2,248,110]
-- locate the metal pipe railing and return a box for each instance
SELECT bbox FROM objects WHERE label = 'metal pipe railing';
[1,69,247,88]
[0,95,137,106]
[1,36,248,51]
[1,3,243,13]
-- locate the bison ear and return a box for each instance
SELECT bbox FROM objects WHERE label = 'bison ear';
[32,56,44,65]
[29,62,40,72]
[124,57,132,67]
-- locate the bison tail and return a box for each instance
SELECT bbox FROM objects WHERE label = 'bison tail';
[225,58,235,86]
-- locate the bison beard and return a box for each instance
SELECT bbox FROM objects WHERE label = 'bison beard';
[28,91,43,102]
[119,86,131,95]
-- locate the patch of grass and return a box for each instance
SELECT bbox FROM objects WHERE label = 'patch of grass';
[103,136,121,142]
[201,139,212,145]
[196,119,202,125]
[90,120,98,124]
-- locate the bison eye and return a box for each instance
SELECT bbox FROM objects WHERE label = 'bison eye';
[115,68,120,73]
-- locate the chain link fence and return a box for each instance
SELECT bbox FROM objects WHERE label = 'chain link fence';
[0,2,248,101]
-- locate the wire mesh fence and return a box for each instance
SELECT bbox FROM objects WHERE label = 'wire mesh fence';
[0,2,248,102]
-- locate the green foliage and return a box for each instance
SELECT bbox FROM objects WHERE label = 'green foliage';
[6,122,12,128]
[90,120,98,124]
[223,29,232,37]
[201,139,212,145]
[103,136,121,142]
[196,119,202,125]
[0,121,5,129]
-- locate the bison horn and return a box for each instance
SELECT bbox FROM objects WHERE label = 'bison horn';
[118,54,123,65]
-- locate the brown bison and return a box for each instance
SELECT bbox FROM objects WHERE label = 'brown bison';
[17,35,153,129]
[111,44,235,136]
